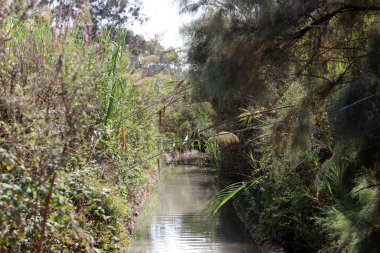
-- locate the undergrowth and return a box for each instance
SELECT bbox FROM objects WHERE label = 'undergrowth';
[0,5,179,252]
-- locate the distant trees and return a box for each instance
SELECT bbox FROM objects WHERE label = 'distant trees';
[35,0,180,77]
[38,0,144,31]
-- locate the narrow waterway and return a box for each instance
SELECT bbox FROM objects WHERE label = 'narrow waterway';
[127,165,259,253]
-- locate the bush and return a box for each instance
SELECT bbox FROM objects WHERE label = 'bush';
[0,11,175,252]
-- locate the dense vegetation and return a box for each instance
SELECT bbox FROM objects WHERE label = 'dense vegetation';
[1,0,379,252]
[0,2,185,252]
[181,0,380,252]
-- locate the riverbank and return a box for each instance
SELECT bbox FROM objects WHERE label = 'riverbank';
[126,163,161,236]
[233,201,286,253]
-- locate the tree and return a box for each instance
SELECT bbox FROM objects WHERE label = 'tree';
[38,0,144,31]
[182,0,380,251]
[183,0,380,108]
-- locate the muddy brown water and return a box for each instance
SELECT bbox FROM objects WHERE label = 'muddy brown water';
[127,165,259,253]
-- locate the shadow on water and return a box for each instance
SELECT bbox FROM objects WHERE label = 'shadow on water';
[127,165,259,253]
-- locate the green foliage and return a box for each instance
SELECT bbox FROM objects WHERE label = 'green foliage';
[316,178,379,253]
[183,0,380,251]
[0,6,176,251]
[202,180,259,218]
[204,138,223,169]
[162,96,215,152]
[0,15,102,249]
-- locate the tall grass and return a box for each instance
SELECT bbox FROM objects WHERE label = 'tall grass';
[0,8,176,251]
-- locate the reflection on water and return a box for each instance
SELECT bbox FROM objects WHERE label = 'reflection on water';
[127,166,259,253]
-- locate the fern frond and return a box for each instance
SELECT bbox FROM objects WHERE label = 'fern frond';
[200,180,260,218]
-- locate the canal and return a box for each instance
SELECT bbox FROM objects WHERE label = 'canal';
[127,165,259,253]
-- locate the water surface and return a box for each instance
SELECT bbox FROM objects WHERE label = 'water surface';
[127,165,258,253]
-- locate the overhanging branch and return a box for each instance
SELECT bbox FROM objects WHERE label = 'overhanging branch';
[290,4,380,41]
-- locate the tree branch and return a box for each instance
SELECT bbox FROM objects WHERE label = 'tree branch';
[290,4,380,41]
